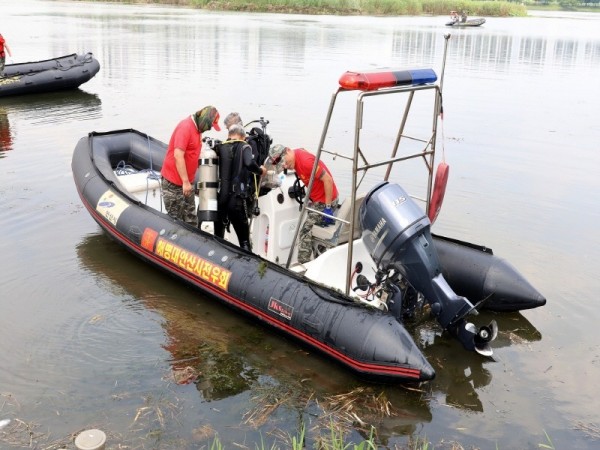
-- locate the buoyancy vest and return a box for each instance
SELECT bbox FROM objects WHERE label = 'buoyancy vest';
[217,139,253,204]
[231,140,254,198]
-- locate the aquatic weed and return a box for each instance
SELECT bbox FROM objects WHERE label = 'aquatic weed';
[538,429,555,449]
[257,261,268,278]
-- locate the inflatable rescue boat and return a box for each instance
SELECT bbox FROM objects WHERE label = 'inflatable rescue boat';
[71,35,545,382]
[0,52,100,97]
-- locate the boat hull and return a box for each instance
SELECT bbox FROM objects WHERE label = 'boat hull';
[445,18,486,27]
[0,53,100,97]
[72,129,436,383]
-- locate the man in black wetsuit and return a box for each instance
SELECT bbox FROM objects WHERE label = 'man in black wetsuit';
[223,111,260,161]
[214,124,266,252]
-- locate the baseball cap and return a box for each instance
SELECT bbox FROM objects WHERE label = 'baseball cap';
[269,144,288,165]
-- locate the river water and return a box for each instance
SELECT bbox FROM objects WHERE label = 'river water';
[1,1,599,449]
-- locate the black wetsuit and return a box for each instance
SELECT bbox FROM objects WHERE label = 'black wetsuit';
[215,140,262,251]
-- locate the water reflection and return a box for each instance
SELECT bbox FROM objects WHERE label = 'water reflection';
[0,89,102,125]
[418,313,542,413]
[446,33,600,76]
[0,108,12,152]
[387,17,600,79]
[76,233,258,401]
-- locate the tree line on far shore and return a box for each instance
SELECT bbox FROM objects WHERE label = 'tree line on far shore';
[84,0,529,17]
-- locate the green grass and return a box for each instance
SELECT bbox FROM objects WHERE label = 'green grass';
[80,0,529,17]
[209,423,381,449]
[79,0,600,15]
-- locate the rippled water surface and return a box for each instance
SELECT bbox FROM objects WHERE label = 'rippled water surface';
[1,2,599,449]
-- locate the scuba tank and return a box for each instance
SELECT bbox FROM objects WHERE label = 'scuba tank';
[197,142,219,223]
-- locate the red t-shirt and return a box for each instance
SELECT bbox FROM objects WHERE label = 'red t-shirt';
[0,34,6,58]
[161,116,202,186]
[293,148,338,204]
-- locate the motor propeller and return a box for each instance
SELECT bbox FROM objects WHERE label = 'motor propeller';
[474,320,498,356]
[457,320,498,357]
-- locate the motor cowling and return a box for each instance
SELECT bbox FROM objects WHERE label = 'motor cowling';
[360,182,434,275]
[197,145,219,223]
[359,182,496,355]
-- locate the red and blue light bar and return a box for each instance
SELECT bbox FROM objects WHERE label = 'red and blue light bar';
[339,68,437,91]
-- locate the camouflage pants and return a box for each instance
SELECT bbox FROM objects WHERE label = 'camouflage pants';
[0,57,5,76]
[161,178,197,226]
[297,198,339,264]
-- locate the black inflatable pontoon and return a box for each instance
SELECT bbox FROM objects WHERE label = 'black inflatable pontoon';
[0,53,100,97]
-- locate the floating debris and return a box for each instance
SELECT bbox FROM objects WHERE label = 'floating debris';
[170,366,199,385]
[74,428,106,450]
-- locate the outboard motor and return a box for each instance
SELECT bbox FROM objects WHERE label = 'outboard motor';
[197,138,219,223]
[359,181,497,355]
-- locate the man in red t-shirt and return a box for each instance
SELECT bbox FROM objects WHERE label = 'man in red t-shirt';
[161,105,220,225]
[269,144,339,263]
[0,33,13,76]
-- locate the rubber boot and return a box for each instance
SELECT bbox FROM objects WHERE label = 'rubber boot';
[240,240,252,252]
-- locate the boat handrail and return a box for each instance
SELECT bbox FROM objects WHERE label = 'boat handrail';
[283,37,452,298]
[357,149,436,172]
[285,83,442,283]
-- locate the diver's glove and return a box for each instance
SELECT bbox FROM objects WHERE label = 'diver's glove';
[322,207,335,226]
